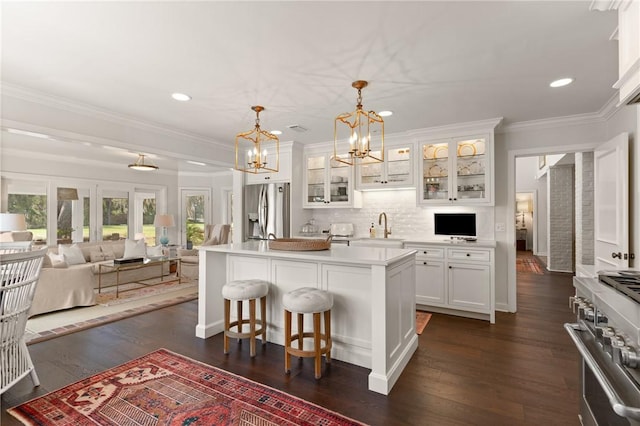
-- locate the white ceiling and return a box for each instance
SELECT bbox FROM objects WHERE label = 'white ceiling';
[0,1,619,172]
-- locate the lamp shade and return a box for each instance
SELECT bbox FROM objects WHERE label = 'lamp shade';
[57,187,79,201]
[516,200,532,213]
[154,214,175,228]
[0,213,27,232]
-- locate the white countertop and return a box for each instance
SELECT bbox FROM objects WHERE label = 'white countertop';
[200,240,416,266]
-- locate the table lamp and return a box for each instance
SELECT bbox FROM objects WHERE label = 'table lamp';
[0,213,27,232]
[154,214,175,246]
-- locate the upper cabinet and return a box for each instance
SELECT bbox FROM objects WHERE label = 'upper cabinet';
[613,0,640,105]
[245,146,292,184]
[355,145,413,190]
[303,152,362,208]
[417,134,494,206]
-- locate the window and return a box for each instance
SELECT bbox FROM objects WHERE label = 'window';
[102,191,129,240]
[6,180,47,242]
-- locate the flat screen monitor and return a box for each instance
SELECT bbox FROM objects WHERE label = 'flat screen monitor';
[434,213,477,238]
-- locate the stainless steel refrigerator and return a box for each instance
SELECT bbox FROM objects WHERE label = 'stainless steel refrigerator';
[244,182,291,240]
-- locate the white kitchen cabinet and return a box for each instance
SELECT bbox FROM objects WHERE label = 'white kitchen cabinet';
[356,144,413,189]
[406,243,495,323]
[417,134,493,206]
[245,149,292,184]
[303,152,362,208]
[613,0,640,105]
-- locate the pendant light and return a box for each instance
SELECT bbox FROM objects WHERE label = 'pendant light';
[128,154,158,171]
[235,106,279,174]
[334,80,384,166]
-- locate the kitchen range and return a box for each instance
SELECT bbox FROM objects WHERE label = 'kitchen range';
[568,271,640,425]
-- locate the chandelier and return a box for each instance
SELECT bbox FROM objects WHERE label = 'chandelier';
[235,106,279,174]
[334,80,384,166]
[128,154,158,171]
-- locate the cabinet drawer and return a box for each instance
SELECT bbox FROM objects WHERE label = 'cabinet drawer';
[447,248,490,262]
[407,246,444,260]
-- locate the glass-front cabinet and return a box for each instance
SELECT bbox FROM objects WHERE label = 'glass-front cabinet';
[418,135,493,205]
[356,145,413,189]
[304,152,361,208]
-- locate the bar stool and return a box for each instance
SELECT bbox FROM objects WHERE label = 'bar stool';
[283,287,333,379]
[222,279,269,357]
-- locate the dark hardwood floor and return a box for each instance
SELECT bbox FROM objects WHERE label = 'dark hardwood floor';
[2,256,579,425]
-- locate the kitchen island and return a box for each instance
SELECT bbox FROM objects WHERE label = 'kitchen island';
[196,241,418,394]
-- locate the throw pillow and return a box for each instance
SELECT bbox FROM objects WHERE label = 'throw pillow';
[101,248,116,261]
[146,245,164,257]
[42,253,53,268]
[123,238,146,259]
[89,250,106,263]
[49,253,68,268]
[58,244,86,265]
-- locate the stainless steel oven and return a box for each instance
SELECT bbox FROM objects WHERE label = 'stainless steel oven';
[568,274,640,425]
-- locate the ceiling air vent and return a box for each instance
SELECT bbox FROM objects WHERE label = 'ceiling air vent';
[286,124,308,133]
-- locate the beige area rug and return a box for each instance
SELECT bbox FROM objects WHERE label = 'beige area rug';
[25,278,198,345]
[96,277,196,306]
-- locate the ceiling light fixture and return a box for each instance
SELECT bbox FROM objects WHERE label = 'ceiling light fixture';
[550,78,574,88]
[270,130,282,135]
[334,80,384,166]
[235,105,279,174]
[171,92,192,101]
[128,154,158,171]
[378,110,393,117]
[187,160,206,166]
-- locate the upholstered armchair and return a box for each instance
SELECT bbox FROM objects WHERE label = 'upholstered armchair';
[178,224,230,280]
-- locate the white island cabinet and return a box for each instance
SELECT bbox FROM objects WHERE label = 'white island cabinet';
[196,241,418,395]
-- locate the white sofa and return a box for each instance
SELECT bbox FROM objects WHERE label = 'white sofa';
[30,240,170,317]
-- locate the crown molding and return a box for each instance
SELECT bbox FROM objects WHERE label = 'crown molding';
[498,93,620,134]
[1,82,233,154]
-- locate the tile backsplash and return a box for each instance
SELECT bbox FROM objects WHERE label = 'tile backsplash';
[307,189,495,240]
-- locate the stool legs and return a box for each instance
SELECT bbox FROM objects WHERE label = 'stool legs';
[249,298,256,357]
[284,309,332,379]
[224,299,231,354]
[324,309,332,364]
[313,312,321,379]
[224,296,267,358]
[284,309,292,373]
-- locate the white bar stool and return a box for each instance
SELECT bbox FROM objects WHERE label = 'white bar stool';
[283,287,333,379]
[222,279,269,357]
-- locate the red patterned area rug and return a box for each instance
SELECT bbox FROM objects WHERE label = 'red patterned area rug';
[8,349,367,426]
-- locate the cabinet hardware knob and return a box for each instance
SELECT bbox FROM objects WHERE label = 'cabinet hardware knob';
[612,252,622,259]
[423,262,427,265]
[448,198,452,201]
[448,266,452,269]
[453,198,457,201]
[466,253,470,257]
[423,251,427,254]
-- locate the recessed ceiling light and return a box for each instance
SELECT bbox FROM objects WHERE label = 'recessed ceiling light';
[549,78,574,88]
[171,92,192,101]
[187,160,206,166]
[270,130,282,135]
[378,110,393,117]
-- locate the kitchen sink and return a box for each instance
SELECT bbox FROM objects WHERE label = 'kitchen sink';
[349,238,404,248]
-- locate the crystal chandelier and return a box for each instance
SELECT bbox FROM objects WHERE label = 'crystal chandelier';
[235,106,279,174]
[334,80,384,166]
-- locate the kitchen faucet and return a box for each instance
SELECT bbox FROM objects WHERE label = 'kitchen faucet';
[378,212,391,238]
